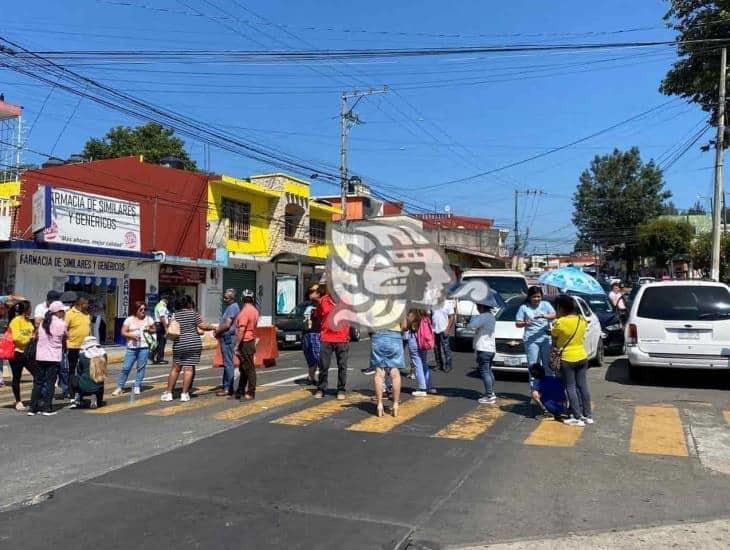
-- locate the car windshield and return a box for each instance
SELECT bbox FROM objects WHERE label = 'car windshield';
[463,276,527,299]
[637,286,730,321]
[496,296,526,322]
[584,295,612,313]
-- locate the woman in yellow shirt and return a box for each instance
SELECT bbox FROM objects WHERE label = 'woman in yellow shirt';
[8,301,35,412]
[551,295,593,427]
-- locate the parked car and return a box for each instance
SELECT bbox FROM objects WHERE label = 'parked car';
[275,302,360,349]
[453,269,528,348]
[492,294,604,373]
[625,281,730,379]
[568,292,624,354]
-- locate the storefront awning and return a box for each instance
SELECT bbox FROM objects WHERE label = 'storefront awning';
[271,252,325,267]
[66,275,118,287]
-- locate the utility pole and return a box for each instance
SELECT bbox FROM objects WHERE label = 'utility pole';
[711,46,726,281]
[511,189,543,270]
[339,87,388,227]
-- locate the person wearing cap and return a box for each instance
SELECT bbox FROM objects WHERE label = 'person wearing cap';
[30,301,68,416]
[311,285,350,400]
[214,289,240,397]
[302,284,322,385]
[234,289,259,400]
[63,296,92,397]
[69,336,107,409]
[34,290,61,328]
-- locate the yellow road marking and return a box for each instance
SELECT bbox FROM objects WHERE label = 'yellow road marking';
[347,395,447,434]
[630,405,688,457]
[90,386,216,415]
[524,418,584,447]
[146,387,270,417]
[272,392,368,426]
[433,400,517,441]
[214,388,311,421]
[724,411,730,426]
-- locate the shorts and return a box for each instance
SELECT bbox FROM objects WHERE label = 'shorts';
[369,331,405,370]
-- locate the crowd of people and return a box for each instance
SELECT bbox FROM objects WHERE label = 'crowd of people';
[0,283,594,426]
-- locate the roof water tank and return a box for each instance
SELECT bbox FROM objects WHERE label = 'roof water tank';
[159,156,185,170]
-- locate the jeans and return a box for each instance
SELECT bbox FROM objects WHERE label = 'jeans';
[237,340,257,397]
[434,332,452,372]
[318,342,349,392]
[526,338,554,387]
[117,347,150,389]
[220,334,236,393]
[154,323,166,362]
[31,361,59,413]
[56,353,70,395]
[407,333,430,390]
[476,351,496,397]
[302,332,321,369]
[67,348,81,378]
[560,360,592,419]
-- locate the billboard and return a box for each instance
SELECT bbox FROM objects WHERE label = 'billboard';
[34,186,141,252]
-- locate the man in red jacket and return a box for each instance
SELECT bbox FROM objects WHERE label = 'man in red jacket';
[311,285,350,400]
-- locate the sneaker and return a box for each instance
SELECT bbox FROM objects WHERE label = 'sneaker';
[180,393,191,402]
[15,401,26,412]
[427,388,438,395]
[337,391,346,401]
[41,411,57,416]
[90,402,98,410]
[581,416,595,425]
[111,388,123,397]
[26,411,36,417]
[412,390,427,397]
[361,367,376,376]
[564,417,586,427]
[314,390,324,399]
[160,392,173,402]
[478,395,497,405]
[133,386,141,395]
[69,401,79,410]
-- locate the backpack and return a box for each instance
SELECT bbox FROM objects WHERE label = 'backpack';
[415,316,435,351]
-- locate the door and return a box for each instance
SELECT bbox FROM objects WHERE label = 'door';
[222,269,256,312]
[129,279,146,316]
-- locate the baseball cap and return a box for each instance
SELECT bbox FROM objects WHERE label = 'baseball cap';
[46,290,61,302]
[242,289,254,298]
[48,301,69,313]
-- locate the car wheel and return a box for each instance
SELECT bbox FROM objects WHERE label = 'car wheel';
[590,340,604,367]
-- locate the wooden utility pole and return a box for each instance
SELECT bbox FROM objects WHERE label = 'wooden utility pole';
[711,47,726,281]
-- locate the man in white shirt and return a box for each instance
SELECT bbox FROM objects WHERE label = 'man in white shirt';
[152,297,169,364]
[34,290,61,327]
[431,299,455,372]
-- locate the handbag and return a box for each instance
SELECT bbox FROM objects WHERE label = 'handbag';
[166,315,181,341]
[550,318,581,374]
[0,329,15,360]
[143,330,158,353]
[23,337,38,367]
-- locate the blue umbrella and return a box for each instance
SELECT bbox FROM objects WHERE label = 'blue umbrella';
[538,266,605,295]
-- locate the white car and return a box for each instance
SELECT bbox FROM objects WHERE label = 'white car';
[625,281,730,379]
[492,295,604,372]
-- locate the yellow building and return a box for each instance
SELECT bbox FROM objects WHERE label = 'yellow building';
[206,172,339,324]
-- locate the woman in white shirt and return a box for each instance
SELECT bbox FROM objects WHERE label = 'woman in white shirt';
[467,302,497,405]
[112,302,155,396]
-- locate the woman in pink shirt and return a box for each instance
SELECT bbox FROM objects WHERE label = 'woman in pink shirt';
[30,301,68,416]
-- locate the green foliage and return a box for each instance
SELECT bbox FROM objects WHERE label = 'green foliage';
[573,237,593,253]
[691,232,730,278]
[572,147,672,262]
[686,199,707,214]
[662,200,680,215]
[637,218,694,266]
[660,1,729,139]
[82,123,197,170]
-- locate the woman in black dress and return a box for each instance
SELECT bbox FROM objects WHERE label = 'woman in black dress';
[160,295,214,403]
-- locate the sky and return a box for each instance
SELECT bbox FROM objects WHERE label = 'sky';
[0,0,716,253]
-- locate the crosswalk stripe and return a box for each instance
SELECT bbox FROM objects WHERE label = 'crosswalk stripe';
[146,387,270,417]
[630,405,688,457]
[524,418,584,447]
[433,400,517,441]
[271,392,368,426]
[214,388,312,421]
[347,395,447,434]
[90,386,216,415]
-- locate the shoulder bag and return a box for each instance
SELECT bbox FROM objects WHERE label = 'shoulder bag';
[550,317,581,374]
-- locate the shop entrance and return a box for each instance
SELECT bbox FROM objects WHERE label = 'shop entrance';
[158,264,206,311]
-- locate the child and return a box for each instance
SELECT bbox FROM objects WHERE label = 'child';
[529,363,568,420]
[69,336,107,409]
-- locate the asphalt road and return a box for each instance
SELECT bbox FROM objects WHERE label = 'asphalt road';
[0,342,729,549]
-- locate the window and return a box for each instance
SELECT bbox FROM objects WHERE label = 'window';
[285,204,304,240]
[637,285,730,321]
[310,219,326,245]
[221,198,250,241]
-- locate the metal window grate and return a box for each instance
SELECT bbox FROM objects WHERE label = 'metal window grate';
[309,219,326,245]
[221,198,250,242]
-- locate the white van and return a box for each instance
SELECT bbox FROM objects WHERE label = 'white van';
[453,269,528,347]
[625,281,730,379]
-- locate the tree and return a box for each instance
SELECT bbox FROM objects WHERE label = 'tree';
[691,232,730,280]
[660,0,728,148]
[662,200,680,215]
[686,199,707,215]
[83,123,197,170]
[637,218,694,267]
[573,237,593,253]
[572,147,672,271]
